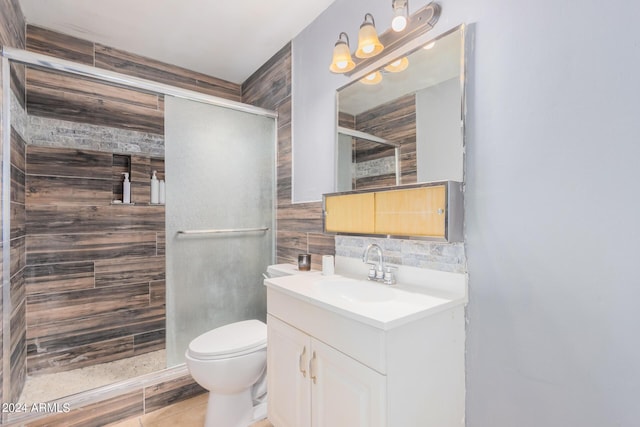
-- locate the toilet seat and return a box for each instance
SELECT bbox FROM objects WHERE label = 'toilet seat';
[187,319,267,360]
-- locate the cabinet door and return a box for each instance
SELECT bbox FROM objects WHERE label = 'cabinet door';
[374,185,446,237]
[310,339,386,427]
[267,315,312,427]
[324,192,375,234]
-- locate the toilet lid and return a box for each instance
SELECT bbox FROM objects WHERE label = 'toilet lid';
[188,319,267,359]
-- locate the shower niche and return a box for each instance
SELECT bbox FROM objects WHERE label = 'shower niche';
[112,153,165,204]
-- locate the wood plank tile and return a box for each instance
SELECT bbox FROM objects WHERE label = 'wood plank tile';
[95,43,242,102]
[26,283,151,327]
[131,155,151,204]
[11,126,26,171]
[0,0,25,50]
[10,234,25,278]
[26,25,95,65]
[27,336,135,375]
[242,43,291,110]
[24,389,144,427]
[133,329,166,355]
[10,61,26,108]
[11,164,25,204]
[26,175,112,206]
[144,375,206,414]
[25,262,95,296]
[10,268,25,314]
[11,201,25,240]
[95,256,165,287]
[27,145,113,179]
[9,299,26,402]
[26,205,165,235]
[27,306,165,355]
[27,67,164,134]
[308,233,335,257]
[149,280,166,306]
[276,230,308,265]
[26,231,157,267]
[157,232,166,256]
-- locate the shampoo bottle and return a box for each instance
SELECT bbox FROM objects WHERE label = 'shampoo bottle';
[150,170,159,204]
[159,179,165,204]
[122,172,131,204]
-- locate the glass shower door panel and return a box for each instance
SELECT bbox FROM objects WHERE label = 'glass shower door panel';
[165,96,275,366]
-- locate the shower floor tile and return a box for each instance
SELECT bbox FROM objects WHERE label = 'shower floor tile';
[17,350,166,405]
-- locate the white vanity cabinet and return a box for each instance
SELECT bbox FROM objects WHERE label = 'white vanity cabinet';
[267,315,385,427]
[265,269,466,427]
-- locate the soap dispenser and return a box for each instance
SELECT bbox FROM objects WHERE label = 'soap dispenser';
[150,170,159,204]
[122,172,131,204]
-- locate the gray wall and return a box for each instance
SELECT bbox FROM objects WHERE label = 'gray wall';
[416,77,463,182]
[292,0,640,425]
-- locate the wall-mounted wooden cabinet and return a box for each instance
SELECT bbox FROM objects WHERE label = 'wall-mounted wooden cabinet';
[323,181,463,242]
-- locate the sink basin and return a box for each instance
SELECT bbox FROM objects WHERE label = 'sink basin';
[312,278,396,303]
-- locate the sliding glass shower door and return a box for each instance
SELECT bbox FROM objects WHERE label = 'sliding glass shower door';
[165,96,275,366]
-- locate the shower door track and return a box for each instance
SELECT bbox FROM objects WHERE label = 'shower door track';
[0,46,277,119]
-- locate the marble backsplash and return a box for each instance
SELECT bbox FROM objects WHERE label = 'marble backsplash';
[335,235,466,273]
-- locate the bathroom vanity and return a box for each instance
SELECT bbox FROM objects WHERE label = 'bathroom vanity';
[264,258,467,426]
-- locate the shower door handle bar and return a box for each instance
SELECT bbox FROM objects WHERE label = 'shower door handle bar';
[176,227,270,235]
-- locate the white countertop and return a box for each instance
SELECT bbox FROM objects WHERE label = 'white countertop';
[265,259,467,330]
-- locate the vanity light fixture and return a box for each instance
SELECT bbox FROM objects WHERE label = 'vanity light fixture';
[384,56,409,73]
[360,71,383,85]
[329,32,356,73]
[355,13,384,58]
[391,0,409,32]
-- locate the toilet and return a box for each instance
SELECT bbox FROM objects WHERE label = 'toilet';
[185,319,267,427]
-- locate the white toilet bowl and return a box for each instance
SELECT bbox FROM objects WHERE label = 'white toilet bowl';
[185,319,267,427]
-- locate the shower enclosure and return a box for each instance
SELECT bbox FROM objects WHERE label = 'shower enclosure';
[1,46,276,410]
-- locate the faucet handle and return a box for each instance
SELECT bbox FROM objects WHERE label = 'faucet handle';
[366,264,377,280]
[383,266,397,285]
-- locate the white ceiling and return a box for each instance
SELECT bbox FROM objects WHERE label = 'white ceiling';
[18,0,337,84]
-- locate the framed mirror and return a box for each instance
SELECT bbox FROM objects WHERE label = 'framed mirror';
[336,25,466,192]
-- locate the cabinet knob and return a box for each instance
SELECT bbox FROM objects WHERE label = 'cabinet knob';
[299,346,307,378]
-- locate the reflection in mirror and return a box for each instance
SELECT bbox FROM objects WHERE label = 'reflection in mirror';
[337,126,400,191]
[336,26,464,191]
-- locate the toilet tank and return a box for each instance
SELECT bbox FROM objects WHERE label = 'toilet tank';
[266,263,320,278]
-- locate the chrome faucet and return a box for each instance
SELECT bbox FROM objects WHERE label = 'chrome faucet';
[362,243,385,281]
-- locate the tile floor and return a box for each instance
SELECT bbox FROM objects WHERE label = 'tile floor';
[110,393,273,426]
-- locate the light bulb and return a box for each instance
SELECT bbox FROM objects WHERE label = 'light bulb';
[391,15,407,32]
[362,44,374,54]
[423,41,436,50]
[336,60,348,69]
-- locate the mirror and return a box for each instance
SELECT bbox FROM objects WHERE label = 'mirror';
[336,26,465,191]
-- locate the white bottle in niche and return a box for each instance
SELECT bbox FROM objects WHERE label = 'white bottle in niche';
[122,172,131,204]
[159,179,165,204]
[150,170,159,204]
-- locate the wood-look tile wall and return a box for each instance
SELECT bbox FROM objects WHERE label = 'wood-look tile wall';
[355,94,417,189]
[25,146,166,375]
[242,44,335,270]
[27,25,242,102]
[1,0,27,407]
[9,126,27,403]
[19,22,241,379]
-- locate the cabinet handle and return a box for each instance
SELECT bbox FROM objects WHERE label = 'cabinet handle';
[310,351,317,384]
[299,346,307,378]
